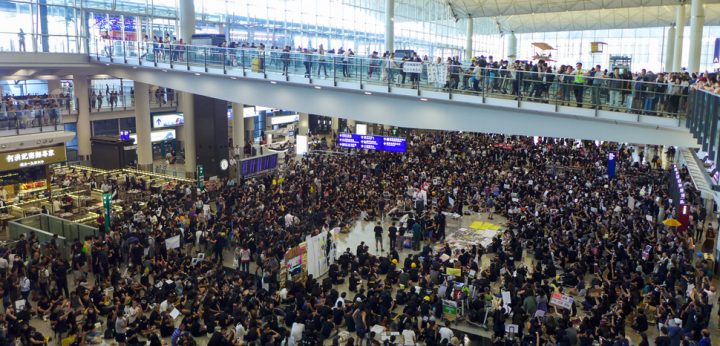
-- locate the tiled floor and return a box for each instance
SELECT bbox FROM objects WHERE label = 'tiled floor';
[27,208,720,345]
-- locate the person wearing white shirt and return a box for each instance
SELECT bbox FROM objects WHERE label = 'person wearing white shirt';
[0,256,8,276]
[284,212,295,228]
[401,325,416,346]
[335,292,347,308]
[20,274,30,300]
[438,323,454,343]
[234,321,246,343]
[289,322,304,346]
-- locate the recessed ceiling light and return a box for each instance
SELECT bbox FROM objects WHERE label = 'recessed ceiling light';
[420,98,428,101]
[314,86,321,89]
[194,73,200,76]
[270,81,277,84]
[105,63,110,66]
[364,92,372,95]
[162,69,167,72]
[132,66,137,69]
[230,77,237,80]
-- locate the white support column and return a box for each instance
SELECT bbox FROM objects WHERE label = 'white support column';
[465,17,474,62]
[299,113,309,136]
[244,116,255,156]
[178,92,196,177]
[688,0,705,73]
[506,32,517,64]
[232,103,244,158]
[73,76,91,161]
[665,26,676,72]
[47,79,61,96]
[384,0,394,53]
[134,81,153,169]
[673,4,687,72]
[331,117,339,135]
[178,0,196,43]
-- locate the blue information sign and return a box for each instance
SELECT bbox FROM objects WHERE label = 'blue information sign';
[607,152,616,179]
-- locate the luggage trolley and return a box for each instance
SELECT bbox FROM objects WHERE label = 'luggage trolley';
[440,280,472,325]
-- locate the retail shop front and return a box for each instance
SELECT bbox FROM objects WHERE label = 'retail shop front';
[0,144,67,203]
[0,144,67,236]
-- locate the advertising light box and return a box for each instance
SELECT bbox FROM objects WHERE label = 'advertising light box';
[129,129,176,144]
[152,113,184,128]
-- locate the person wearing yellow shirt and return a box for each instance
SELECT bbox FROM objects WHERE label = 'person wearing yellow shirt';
[573,62,589,108]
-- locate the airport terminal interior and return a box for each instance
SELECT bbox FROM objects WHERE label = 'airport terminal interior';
[1,0,720,345]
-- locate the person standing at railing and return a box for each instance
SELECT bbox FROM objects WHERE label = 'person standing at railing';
[573,62,587,108]
[590,65,604,109]
[654,73,668,116]
[317,44,328,78]
[90,90,96,111]
[642,71,657,115]
[96,91,103,112]
[342,48,352,78]
[177,38,186,62]
[170,36,179,62]
[279,46,290,76]
[608,67,623,112]
[17,29,25,52]
[140,34,149,60]
[258,43,266,71]
[367,51,379,79]
[303,48,313,78]
[163,33,171,62]
[152,35,160,61]
[227,41,237,66]
[666,75,681,115]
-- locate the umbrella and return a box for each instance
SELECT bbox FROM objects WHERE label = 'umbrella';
[662,218,682,227]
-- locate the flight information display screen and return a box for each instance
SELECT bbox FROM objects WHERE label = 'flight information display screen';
[338,134,406,153]
[239,153,279,177]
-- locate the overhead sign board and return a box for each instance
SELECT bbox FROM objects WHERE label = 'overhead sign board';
[152,112,184,128]
[338,134,407,153]
[0,144,67,171]
[129,129,176,144]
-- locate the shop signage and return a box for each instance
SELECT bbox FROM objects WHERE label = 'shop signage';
[0,145,67,172]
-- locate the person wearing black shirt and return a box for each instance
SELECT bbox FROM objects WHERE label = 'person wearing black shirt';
[207,326,227,346]
[373,222,384,252]
[388,222,398,250]
[320,316,335,340]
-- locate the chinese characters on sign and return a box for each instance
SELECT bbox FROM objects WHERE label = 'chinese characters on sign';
[5,149,55,163]
[0,145,67,172]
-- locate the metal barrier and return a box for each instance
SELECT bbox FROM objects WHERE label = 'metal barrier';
[8,213,99,259]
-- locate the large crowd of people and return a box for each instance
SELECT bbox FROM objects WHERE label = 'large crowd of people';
[0,131,716,346]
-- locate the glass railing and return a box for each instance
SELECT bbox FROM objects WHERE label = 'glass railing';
[90,38,689,120]
[86,88,178,111]
[0,107,64,136]
[3,91,176,118]
[0,32,86,53]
